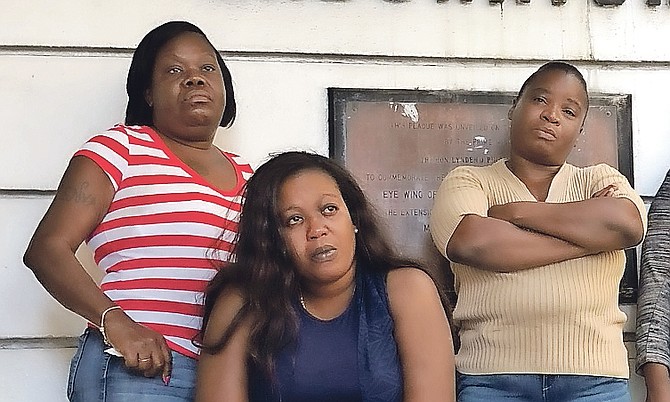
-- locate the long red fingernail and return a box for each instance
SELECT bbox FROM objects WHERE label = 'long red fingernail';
[163,375,171,386]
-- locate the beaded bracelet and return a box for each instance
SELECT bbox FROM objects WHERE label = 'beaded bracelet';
[99,305,122,346]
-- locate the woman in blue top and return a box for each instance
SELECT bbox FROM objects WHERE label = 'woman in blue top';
[196,151,455,401]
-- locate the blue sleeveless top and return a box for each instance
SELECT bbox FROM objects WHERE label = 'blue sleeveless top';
[248,268,403,402]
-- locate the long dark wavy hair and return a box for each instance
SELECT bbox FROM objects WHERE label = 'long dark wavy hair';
[199,151,439,377]
[125,20,236,127]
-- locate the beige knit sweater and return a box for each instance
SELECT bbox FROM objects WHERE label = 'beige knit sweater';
[430,159,647,378]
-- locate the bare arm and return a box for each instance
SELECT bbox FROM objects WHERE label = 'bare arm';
[488,196,644,253]
[642,363,670,402]
[24,156,114,323]
[196,289,250,402]
[447,214,590,272]
[23,156,171,379]
[387,268,455,402]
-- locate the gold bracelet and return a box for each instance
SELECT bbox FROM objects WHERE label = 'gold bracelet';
[99,305,122,346]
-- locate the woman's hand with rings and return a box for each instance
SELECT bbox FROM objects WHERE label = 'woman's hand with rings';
[103,308,172,384]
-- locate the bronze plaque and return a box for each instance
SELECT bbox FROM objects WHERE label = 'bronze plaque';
[329,89,635,303]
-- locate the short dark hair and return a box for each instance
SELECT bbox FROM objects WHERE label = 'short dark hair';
[200,151,430,376]
[517,61,589,117]
[125,21,236,127]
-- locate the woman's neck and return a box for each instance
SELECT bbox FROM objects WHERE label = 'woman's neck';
[300,274,356,321]
[153,124,217,151]
[506,156,563,201]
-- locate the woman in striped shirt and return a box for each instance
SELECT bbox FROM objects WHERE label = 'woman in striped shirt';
[23,21,252,401]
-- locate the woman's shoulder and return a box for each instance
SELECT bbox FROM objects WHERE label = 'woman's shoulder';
[386,267,437,295]
[81,124,157,148]
[566,162,621,177]
[218,149,254,176]
[104,124,154,138]
[448,159,502,176]
[385,267,448,327]
[212,283,246,313]
[207,287,246,327]
[569,164,640,196]
[440,159,506,188]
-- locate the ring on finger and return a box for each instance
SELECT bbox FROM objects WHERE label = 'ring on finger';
[139,357,151,363]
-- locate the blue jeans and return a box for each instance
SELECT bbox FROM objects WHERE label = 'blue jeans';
[67,328,196,402]
[457,372,630,402]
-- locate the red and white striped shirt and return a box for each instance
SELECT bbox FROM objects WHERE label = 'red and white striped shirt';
[75,125,253,358]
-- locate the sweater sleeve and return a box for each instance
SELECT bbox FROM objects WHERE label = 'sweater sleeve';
[429,166,489,259]
[636,169,670,373]
[588,163,648,234]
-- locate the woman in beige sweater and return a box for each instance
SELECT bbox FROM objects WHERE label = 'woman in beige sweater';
[430,61,646,402]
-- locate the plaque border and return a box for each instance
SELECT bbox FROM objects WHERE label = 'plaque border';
[328,88,637,304]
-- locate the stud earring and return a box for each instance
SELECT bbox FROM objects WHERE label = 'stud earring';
[354,227,359,234]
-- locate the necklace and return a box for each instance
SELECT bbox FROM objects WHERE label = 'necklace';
[299,285,356,321]
[299,294,328,321]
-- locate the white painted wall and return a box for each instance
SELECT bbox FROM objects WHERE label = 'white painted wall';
[2,0,669,400]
